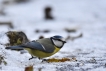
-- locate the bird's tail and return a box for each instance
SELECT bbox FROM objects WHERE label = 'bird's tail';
[5,45,24,50]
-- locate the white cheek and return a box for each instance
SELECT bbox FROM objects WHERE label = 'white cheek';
[52,40,63,47]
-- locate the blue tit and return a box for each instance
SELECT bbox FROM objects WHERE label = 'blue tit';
[6,35,66,59]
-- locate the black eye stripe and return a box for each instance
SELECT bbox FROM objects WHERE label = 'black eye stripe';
[54,39,66,43]
[51,37,66,43]
[57,39,61,41]
[53,38,61,41]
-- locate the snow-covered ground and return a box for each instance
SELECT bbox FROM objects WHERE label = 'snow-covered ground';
[0,0,106,71]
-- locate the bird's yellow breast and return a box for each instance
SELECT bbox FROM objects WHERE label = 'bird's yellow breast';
[25,46,60,58]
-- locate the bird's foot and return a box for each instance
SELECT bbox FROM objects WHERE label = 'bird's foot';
[41,59,48,62]
[29,56,37,60]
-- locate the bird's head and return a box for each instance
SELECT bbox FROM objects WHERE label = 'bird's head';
[51,35,66,48]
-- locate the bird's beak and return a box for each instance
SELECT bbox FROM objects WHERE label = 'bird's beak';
[63,41,66,43]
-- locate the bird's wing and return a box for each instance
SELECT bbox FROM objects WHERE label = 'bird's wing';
[36,38,55,53]
[22,41,55,53]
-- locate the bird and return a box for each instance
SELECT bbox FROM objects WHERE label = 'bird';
[6,35,66,60]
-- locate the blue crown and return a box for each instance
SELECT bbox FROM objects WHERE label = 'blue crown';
[52,35,63,39]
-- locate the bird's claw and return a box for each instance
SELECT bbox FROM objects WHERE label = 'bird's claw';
[29,56,36,60]
[41,59,48,62]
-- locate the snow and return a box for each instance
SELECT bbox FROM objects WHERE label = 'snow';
[0,0,106,71]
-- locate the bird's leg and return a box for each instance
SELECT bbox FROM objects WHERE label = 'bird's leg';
[37,57,48,62]
[41,59,48,62]
[38,57,43,60]
[29,55,36,60]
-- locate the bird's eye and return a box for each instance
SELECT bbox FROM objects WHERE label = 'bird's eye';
[56,39,66,43]
[55,39,61,41]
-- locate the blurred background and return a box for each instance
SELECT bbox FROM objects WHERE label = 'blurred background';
[0,0,106,71]
[0,0,106,49]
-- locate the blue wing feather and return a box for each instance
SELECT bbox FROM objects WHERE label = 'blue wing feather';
[22,41,45,51]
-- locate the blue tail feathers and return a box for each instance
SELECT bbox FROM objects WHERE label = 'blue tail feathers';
[6,46,24,50]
